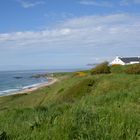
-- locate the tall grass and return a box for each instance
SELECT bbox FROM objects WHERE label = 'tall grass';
[125,64,140,74]
[0,73,140,140]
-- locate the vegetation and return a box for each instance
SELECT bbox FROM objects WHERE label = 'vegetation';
[125,64,140,74]
[110,64,126,74]
[91,62,111,74]
[0,65,140,140]
[110,64,140,74]
[74,71,87,77]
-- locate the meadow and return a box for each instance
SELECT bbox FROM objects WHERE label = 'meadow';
[0,65,140,140]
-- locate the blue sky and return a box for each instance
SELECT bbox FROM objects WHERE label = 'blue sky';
[0,0,140,70]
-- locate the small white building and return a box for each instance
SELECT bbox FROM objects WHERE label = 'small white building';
[110,56,140,65]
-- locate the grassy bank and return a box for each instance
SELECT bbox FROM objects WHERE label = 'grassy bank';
[0,68,140,140]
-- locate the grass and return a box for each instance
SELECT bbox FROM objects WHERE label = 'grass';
[0,69,140,140]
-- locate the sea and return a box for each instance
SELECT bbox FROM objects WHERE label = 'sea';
[0,68,89,96]
[0,70,49,96]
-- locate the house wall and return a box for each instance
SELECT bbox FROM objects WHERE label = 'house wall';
[130,61,140,64]
[110,57,125,65]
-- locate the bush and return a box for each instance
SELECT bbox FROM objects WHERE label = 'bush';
[125,64,140,74]
[91,62,111,74]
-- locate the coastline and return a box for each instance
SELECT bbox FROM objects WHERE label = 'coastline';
[1,78,58,97]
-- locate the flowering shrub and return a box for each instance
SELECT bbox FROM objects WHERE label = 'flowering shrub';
[75,72,87,77]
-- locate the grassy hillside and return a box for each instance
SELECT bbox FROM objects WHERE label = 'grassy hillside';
[0,69,140,140]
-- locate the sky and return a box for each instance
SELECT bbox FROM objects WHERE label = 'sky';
[0,0,140,70]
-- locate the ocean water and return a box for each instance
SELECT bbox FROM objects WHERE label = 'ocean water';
[0,70,48,96]
[0,68,90,97]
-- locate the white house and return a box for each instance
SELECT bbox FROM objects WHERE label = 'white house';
[110,56,140,65]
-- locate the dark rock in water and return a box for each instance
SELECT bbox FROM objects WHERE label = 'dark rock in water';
[30,74,43,78]
[14,76,23,79]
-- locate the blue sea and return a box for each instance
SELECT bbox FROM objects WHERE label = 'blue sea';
[0,68,90,96]
[0,70,48,96]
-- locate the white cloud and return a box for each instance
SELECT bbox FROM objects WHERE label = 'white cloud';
[0,14,140,60]
[16,0,45,8]
[120,0,140,5]
[135,0,140,3]
[79,0,113,7]
[79,0,140,7]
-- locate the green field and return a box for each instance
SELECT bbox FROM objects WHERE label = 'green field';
[0,68,140,140]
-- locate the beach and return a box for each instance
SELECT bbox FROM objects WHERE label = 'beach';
[3,78,58,96]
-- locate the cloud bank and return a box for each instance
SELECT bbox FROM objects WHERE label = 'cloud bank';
[0,14,140,69]
[0,14,140,48]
